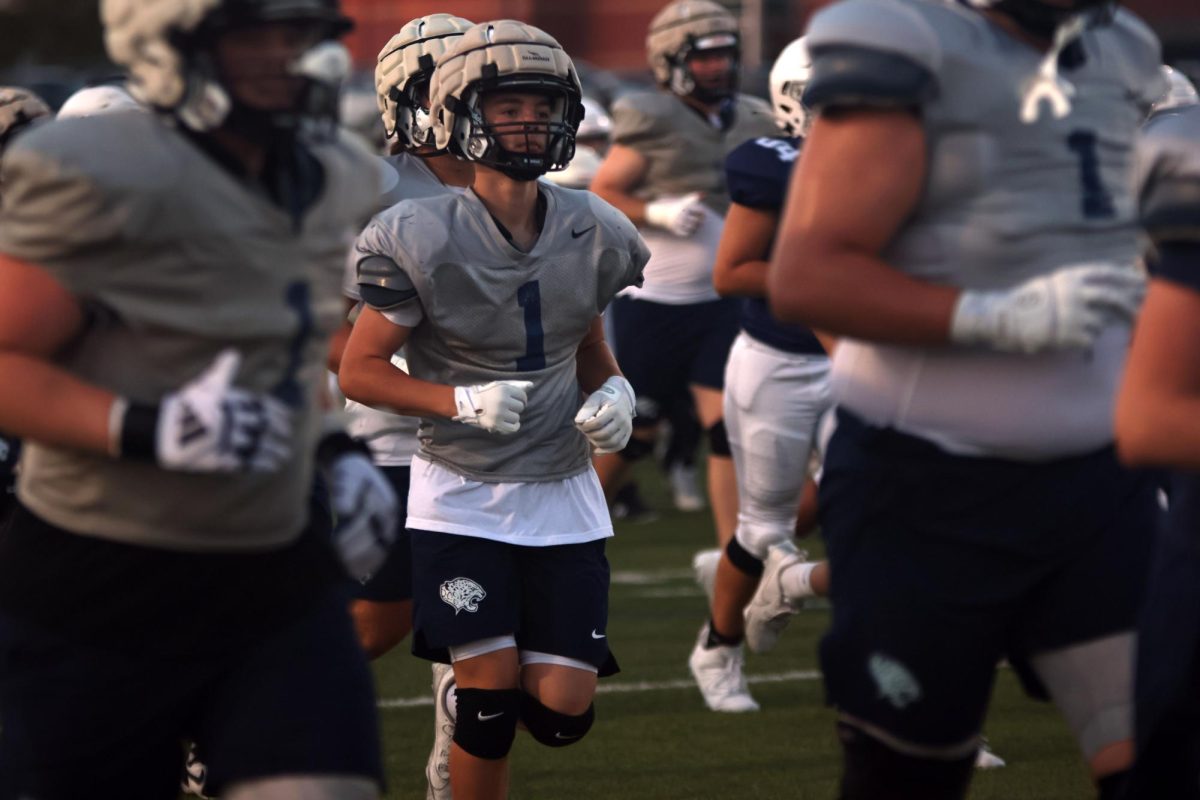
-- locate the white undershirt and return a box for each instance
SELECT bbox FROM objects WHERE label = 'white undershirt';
[621,205,725,305]
[405,455,613,546]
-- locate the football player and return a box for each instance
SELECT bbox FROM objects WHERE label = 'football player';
[0,86,49,525]
[0,1,398,798]
[590,0,777,553]
[768,0,1160,797]
[339,21,648,800]
[325,14,474,799]
[1118,101,1200,799]
[686,36,831,712]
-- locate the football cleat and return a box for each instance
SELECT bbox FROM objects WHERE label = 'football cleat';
[688,623,759,712]
[426,662,457,800]
[743,543,807,655]
[669,463,706,512]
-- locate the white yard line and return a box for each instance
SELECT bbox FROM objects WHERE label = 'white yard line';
[378,669,821,710]
[610,568,696,585]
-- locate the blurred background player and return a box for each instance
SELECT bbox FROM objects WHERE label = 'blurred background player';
[0,0,399,797]
[1118,98,1200,799]
[339,20,648,800]
[687,36,830,713]
[0,85,50,526]
[590,0,776,546]
[769,0,1160,796]
[325,13,475,800]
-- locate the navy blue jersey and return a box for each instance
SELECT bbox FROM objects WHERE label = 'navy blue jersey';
[725,136,824,355]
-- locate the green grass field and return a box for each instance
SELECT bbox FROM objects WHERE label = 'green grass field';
[371,471,1096,799]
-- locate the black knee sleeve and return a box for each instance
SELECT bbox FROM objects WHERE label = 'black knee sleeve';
[724,537,765,577]
[452,688,521,760]
[519,692,595,748]
[618,434,655,463]
[707,420,731,457]
[838,722,975,800]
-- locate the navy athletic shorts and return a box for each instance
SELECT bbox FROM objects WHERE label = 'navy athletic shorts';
[409,531,618,676]
[609,295,739,424]
[818,409,1156,749]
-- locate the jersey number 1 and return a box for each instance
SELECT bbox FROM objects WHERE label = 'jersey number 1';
[516,280,545,371]
[1067,130,1116,220]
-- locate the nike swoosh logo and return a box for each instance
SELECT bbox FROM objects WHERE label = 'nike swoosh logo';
[571,225,596,239]
[591,630,606,639]
[555,732,582,740]
[478,711,505,721]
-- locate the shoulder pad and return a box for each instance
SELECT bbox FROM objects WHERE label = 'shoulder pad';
[725,136,800,210]
[804,0,941,112]
[610,91,680,147]
[1102,9,1165,112]
[353,207,421,311]
[1138,107,1200,245]
[586,191,649,291]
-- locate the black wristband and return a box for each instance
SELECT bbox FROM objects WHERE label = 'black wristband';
[120,401,160,461]
[316,431,372,467]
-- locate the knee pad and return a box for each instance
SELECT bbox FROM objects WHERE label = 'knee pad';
[707,420,731,457]
[618,434,655,463]
[838,722,974,800]
[452,688,521,760]
[725,536,765,577]
[519,692,595,748]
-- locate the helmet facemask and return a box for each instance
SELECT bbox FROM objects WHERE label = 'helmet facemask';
[389,67,437,148]
[449,75,582,182]
[669,33,739,104]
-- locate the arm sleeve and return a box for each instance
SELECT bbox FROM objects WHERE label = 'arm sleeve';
[803,0,941,113]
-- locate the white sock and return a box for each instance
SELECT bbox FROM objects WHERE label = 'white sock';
[779,561,818,602]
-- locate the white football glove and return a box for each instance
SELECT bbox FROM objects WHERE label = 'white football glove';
[319,433,399,582]
[645,192,706,237]
[116,349,292,472]
[574,375,636,454]
[950,264,1145,355]
[453,380,533,434]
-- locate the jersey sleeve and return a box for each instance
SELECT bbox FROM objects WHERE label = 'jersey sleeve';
[0,125,148,294]
[1137,109,1200,292]
[588,194,648,310]
[353,211,425,327]
[803,0,942,113]
[725,137,799,211]
[610,93,671,150]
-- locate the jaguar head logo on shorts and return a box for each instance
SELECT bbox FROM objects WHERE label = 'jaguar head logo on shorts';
[868,652,922,710]
[440,577,487,615]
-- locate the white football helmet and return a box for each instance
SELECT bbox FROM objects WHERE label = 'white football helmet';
[0,87,51,153]
[1150,65,1200,117]
[431,20,583,181]
[543,145,602,189]
[769,37,811,136]
[577,96,612,145]
[58,84,145,119]
[101,0,353,132]
[646,0,740,102]
[376,14,474,148]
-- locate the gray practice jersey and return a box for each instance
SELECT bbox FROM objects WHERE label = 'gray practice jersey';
[1137,105,1200,249]
[610,91,777,217]
[355,184,649,482]
[805,0,1163,459]
[343,152,462,463]
[0,112,379,549]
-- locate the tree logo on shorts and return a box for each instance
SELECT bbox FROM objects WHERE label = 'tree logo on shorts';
[868,652,922,710]
[440,577,488,615]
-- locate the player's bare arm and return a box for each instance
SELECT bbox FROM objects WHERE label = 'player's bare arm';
[339,306,455,419]
[0,253,113,454]
[590,144,651,224]
[575,316,623,394]
[1116,278,1200,468]
[712,203,778,298]
[767,109,959,344]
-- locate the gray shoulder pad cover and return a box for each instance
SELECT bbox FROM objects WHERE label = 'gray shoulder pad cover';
[803,0,942,112]
[1138,107,1200,244]
[353,215,419,311]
